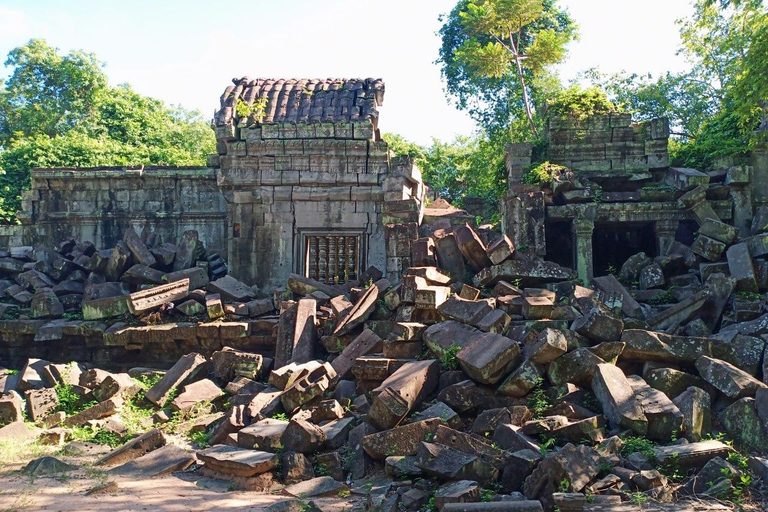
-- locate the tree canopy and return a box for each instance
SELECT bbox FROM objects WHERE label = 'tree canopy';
[0,39,215,223]
[437,0,577,138]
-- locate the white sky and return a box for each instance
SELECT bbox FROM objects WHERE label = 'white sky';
[0,0,695,145]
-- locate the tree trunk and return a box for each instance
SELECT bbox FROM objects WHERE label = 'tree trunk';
[509,33,539,138]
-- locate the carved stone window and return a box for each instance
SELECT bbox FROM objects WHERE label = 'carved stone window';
[300,231,364,285]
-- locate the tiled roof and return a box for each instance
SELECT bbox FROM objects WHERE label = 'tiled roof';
[214,77,385,126]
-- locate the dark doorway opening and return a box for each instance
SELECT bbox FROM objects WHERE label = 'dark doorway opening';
[676,220,698,247]
[593,222,656,277]
[545,221,574,269]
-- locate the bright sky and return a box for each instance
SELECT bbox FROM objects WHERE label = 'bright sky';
[0,0,695,145]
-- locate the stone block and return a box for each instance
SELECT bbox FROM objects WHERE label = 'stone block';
[197,445,277,477]
[695,356,766,398]
[170,379,221,413]
[282,419,327,453]
[454,223,492,271]
[726,243,758,293]
[592,364,647,435]
[362,418,442,459]
[672,386,711,442]
[457,333,521,385]
[368,360,439,430]
[571,310,623,343]
[416,442,496,483]
[128,279,189,315]
[238,418,288,450]
[438,295,493,326]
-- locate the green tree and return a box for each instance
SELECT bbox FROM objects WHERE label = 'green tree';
[0,39,215,223]
[437,0,577,138]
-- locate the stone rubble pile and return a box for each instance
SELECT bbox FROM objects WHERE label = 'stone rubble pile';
[0,220,767,511]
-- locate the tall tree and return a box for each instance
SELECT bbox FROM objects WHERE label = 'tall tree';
[437,0,577,138]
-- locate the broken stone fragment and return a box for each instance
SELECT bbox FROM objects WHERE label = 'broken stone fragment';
[672,386,711,442]
[29,289,64,319]
[281,419,327,453]
[128,279,190,315]
[362,418,442,459]
[282,452,315,484]
[197,445,277,477]
[457,332,521,385]
[571,309,623,343]
[653,440,733,468]
[63,397,121,428]
[283,476,347,498]
[121,265,165,285]
[627,376,683,441]
[238,418,288,450]
[695,355,767,398]
[123,227,157,268]
[386,455,423,478]
[497,360,544,398]
[638,263,665,290]
[24,388,58,422]
[719,397,768,452]
[618,252,653,283]
[487,235,515,265]
[591,364,647,435]
[454,223,493,271]
[726,243,759,293]
[92,373,140,402]
[0,393,24,425]
[96,428,166,467]
[163,267,209,290]
[367,359,439,430]
[280,363,335,413]
[170,379,222,413]
[416,442,497,483]
[145,352,207,407]
[437,295,493,325]
[333,284,378,336]
[524,328,567,364]
[205,294,225,319]
[523,443,601,509]
[211,347,263,382]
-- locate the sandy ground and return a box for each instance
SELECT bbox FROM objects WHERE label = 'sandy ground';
[0,463,363,512]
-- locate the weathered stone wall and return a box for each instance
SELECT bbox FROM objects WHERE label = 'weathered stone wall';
[546,114,670,173]
[19,166,227,255]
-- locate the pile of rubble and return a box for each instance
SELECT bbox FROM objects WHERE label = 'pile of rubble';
[1,219,767,512]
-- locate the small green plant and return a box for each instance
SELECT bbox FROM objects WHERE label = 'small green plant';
[315,463,330,477]
[526,378,552,419]
[620,436,656,461]
[726,451,749,470]
[736,291,763,301]
[55,382,97,416]
[592,187,603,203]
[645,290,676,306]
[629,492,648,505]
[425,495,437,511]
[441,344,462,370]
[558,478,570,492]
[539,437,556,457]
[521,161,567,187]
[337,489,351,498]
[62,311,83,320]
[3,368,19,376]
[234,97,268,122]
[271,412,289,421]
[189,430,212,448]
[480,488,494,502]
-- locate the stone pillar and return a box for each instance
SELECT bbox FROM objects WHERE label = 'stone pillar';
[501,187,546,256]
[572,218,595,284]
[726,166,753,238]
[654,219,679,257]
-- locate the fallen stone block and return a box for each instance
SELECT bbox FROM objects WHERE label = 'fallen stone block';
[571,309,623,343]
[438,295,493,325]
[162,267,209,291]
[524,328,567,364]
[330,329,382,381]
[455,223,493,271]
[695,356,766,398]
[208,275,255,302]
[497,360,544,397]
[523,444,601,507]
[403,266,453,285]
[121,264,164,286]
[0,393,24,425]
[282,419,327,453]
[170,379,222,413]
[416,442,497,483]
[487,235,515,265]
[96,428,166,467]
[727,243,759,293]
[442,503,543,512]
[63,398,120,427]
[205,294,225,319]
[367,359,439,430]
[333,284,378,336]
[145,352,207,407]
[25,388,58,422]
[423,320,483,360]
[653,440,732,468]
[627,376,683,441]
[212,347,263,382]
[592,364,647,435]
[128,279,190,315]
[92,373,140,402]
[280,363,335,413]
[362,418,442,459]
[283,476,347,498]
[620,329,712,363]
[719,398,767,452]
[197,445,278,477]
[672,386,711,442]
[109,444,195,477]
[474,259,576,288]
[238,418,288,450]
[457,332,520,385]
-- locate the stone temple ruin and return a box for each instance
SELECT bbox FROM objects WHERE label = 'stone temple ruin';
[1,77,768,511]
[13,77,425,292]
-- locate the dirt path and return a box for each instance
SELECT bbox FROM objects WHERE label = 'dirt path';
[0,466,362,512]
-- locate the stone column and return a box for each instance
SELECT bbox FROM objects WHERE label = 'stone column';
[654,219,679,257]
[726,166,753,238]
[572,218,595,284]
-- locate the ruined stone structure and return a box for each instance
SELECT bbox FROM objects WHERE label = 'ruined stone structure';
[501,112,764,282]
[13,77,425,292]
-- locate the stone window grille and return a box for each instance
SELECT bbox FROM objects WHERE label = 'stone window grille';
[301,231,364,285]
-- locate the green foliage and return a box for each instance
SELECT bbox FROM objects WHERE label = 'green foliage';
[727,450,750,470]
[271,412,289,421]
[69,425,122,447]
[189,430,212,448]
[526,378,552,418]
[737,291,763,301]
[441,344,462,370]
[480,488,495,502]
[383,131,507,208]
[55,382,96,416]
[558,478,570,492]
[61,312,83,320]
[645,290,676,305]
[546,86,617,119]
[620,436,656,460]
[521,161,565,187]
[437,0,577,137]
[0,39,215,223]
[234,97,268,123]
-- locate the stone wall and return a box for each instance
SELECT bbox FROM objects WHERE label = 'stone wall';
[19,166,227,256]
[546,114,669,174]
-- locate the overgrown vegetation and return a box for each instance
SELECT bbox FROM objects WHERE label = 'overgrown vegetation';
[0,39,215,223]
[440,344,462,370]
[526,378,552,418]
